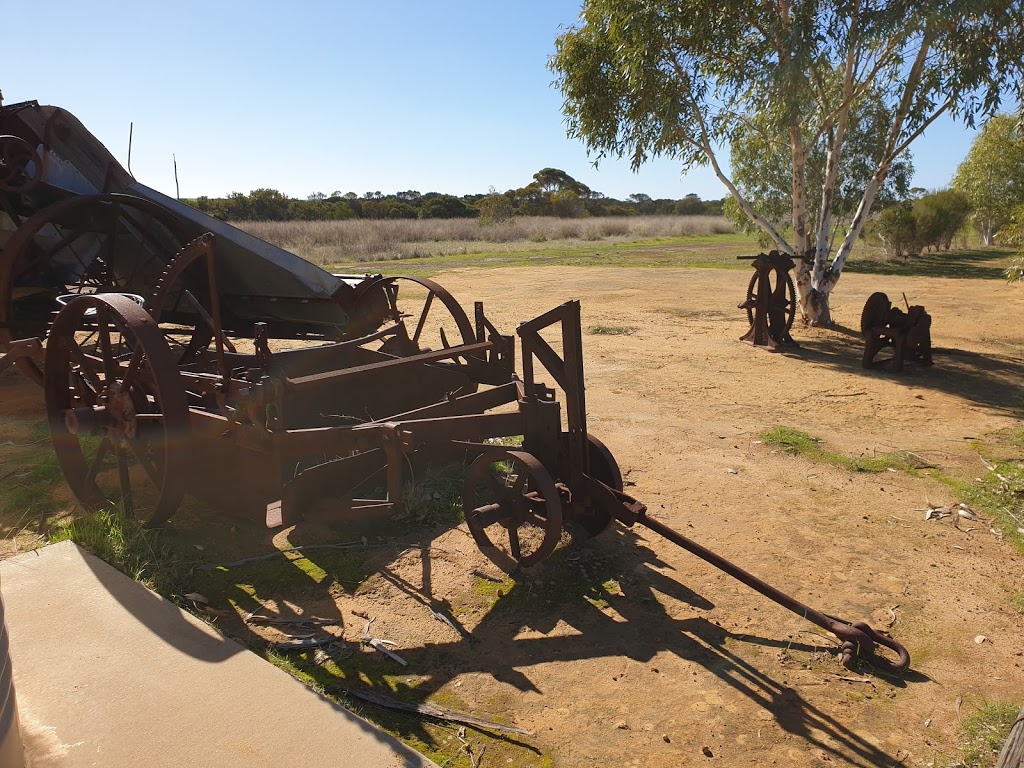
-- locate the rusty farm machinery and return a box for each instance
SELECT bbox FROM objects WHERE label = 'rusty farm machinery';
[0,100,909,675]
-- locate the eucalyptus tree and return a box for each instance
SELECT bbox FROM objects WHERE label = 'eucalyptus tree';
[952,114,1024,244]
[551,0,1024,324]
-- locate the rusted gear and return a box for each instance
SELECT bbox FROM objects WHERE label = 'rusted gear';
[0,193,187,383]
[0,135,42,192]
[464,449,563,568]
[45,293,189,526]
[860,292,892,337]
[146,232,233,366]
[744,269,796,334]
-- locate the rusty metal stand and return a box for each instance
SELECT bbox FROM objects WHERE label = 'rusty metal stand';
[738,251,799,351]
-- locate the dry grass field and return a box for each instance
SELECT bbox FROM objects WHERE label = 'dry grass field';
[239,214,734,265]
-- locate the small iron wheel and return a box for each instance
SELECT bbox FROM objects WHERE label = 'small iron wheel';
[45,294,189,526]
[0,135,43,192]
[573,434,624,539]
[464,449,563,568]
[744,270,797,333]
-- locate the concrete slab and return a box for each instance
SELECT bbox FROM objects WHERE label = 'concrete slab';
[1,541,437,768]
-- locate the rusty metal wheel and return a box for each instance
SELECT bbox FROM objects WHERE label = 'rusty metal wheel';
[464,449,563,568]
[744,270,797,333]
[860,292,891,338]
[45,294,189,526]
[365,276,477,356]
[0,135,42,192]
[573,434,624,538]
[0,193,187,383]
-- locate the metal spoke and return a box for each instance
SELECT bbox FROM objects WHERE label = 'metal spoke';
[69,341,104,392]
[507,526,522,561]
[114,443,133,514]
[411,291,435,345]
[125,437,162,486]
[85,437,112,484]
[97,308,117,383]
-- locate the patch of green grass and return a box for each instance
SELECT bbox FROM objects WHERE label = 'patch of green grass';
[954,702,1021,767]
[588,324,636,336]
[330,232,760,276]
[760,426,919,473]
[400,462,466,527]
[48,507,192,596]
[1009,592,1024,614]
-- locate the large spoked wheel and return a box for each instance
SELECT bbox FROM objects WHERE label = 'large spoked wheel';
[744,270,797,333]
[0,193,187,384]
[464,449,563,568]
[0,135,42,192]
[45,294,190,526]
[366,276,477,356]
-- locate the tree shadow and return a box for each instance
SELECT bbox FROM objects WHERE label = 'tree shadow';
[796,326,1024,418]
[846,248,1014,280]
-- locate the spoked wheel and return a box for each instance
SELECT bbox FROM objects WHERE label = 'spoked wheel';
[0,193,187,383]
[371,276,477,357]
[573,434,624,539]
[45,294,189,526]
[744,270,797,333]
[0,135,42,192]
[464,449,563,568]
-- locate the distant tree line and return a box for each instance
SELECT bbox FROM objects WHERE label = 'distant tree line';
[183,168,726,223]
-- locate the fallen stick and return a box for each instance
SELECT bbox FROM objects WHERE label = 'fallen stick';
[339,687,533,735]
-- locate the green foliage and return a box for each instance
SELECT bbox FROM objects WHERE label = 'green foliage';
[870,190,971,258]
[872,202,918,258]
[1001,204,1024,281]
[475,192,515,225]
[913,189,972,251]
[955,702,1020,768]
[953,114,1024,245]
[416,194,476,219]
[727,91,913,234]
[550,189,585,218]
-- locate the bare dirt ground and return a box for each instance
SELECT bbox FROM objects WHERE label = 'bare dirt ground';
[2,265,1023,767]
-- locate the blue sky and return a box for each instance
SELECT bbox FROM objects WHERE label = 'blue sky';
[5,0,988,202]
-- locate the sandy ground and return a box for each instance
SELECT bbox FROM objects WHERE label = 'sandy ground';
[2,265,1023,767]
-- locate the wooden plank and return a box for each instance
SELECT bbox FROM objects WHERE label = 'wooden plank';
[996,705,1024,768]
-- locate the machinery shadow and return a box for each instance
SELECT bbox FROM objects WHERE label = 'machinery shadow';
[795,326,1024,418]
[199,518,916,768]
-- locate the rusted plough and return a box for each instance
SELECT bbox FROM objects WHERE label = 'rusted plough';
[1,101,909,676]
[861,292,933,372]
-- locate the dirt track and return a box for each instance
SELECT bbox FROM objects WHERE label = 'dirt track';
[2,265,1022,766]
